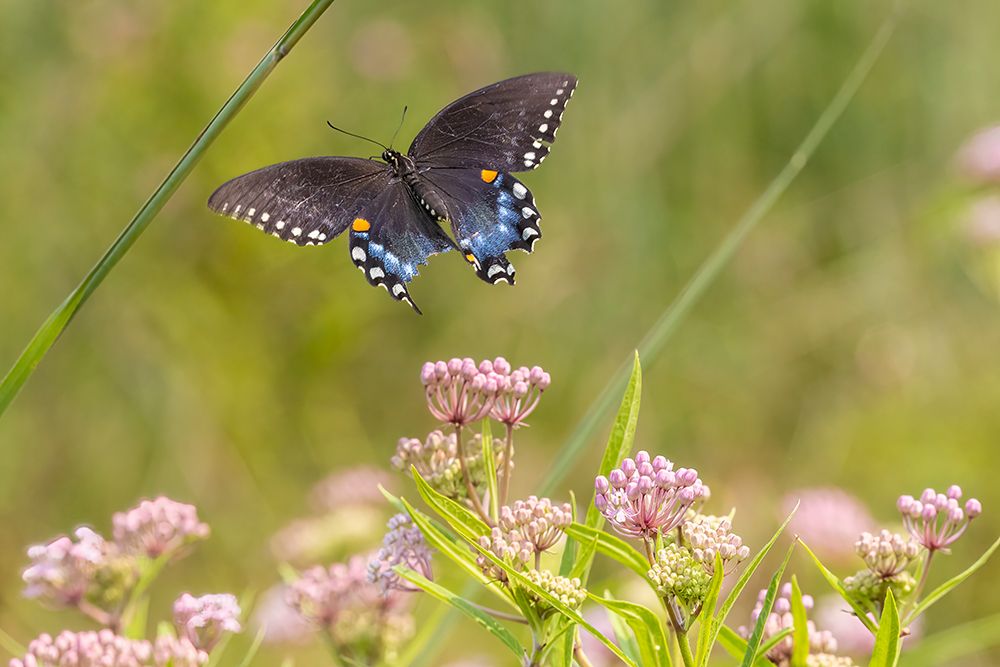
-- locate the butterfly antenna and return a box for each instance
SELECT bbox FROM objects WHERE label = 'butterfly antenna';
[325,121,388,151]
[389,106,407,149]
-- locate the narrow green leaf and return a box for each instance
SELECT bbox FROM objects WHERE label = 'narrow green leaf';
[906,535,1000,623]
[466,537,638,667]
[0,0,343,418]
[705,503,798,652]
[718,626,785,667]
[0,626,26,658]
[868,588,900,667]
[569,535,599,580]
[799,541,878,634]
[583,353,642,532]
[606,605,643,665]
[481,420,499,524]
[235,626,267,667]
[378,484,407,513]
[400,497,514,606]
[789,576,809,667]
[559,491,580,578]
[411,467,490,543]
[395,566,526,660]
[695,553,725,666]
[757,629,794,663]
[592,593,671,667]
[741,544,795,667]
[566,522,649,580]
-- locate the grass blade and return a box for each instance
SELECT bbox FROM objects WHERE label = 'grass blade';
[695,553,725,666]
[236,625,267,667]
[868,588,900,667]
[789,576,809,667]
[395,566,526,660]
[0,0,341,418]
[906,535,1000,623]
[481,420,499,524]
[741,544,796,667]
[591,593,671,667]
[538,10,898,496]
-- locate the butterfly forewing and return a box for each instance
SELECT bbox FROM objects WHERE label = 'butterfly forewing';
[408,72,577,172]
[207,157,389,245]
[348,182,454,313]
[421,168,541,284]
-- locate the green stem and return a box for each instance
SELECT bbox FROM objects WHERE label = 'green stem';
[672,615,695,667]
[454,423,492,525]
[538,10,898,496]
[0,0,340,419]
[500,422,514,505]
[905,549,935,623]
[573,642,595,667]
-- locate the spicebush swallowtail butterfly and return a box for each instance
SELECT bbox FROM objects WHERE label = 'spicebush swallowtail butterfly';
[207,72,577,314]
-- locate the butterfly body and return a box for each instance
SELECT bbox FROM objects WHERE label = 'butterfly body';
[208,72,577,313]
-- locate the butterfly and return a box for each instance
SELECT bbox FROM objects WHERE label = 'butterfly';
[207,72,577,314]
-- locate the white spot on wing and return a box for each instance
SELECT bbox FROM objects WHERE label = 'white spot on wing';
[521,207,535,219]
[539,123,548,133]
[512,183,527,199]
[522,227,539,240]
[487,264,505,278]
[307,229,320,239]
[369,267,385,280]
[248,208,256,217]
[556,88,565,95]
[550,98,558,105]
[392,284,406,297]
[544,109,553,119]
[261,212,270,222]
[292,227,302,236]
[524,151,536,161]
[352,247,366,262]
[276,220,286,230]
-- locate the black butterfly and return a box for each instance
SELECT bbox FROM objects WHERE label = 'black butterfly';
[207,72,577,314]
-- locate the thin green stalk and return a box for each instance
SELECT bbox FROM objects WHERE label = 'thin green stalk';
[539,10,898,495]
[0,0,340,419]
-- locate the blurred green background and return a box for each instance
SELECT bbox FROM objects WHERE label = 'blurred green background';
[1,0,999,664]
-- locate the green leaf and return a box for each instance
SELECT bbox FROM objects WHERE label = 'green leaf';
[868,588,900,667]
[606,604,643,665]
[717,626,783,667]
[789,576,809,667]
[481,420,499,524]
[740,544,795,667]
[566,522,649,580]
[399,496,514,606]
[704,503,799,653]
[695,553,725,666]
[395,566,526,660]
[906,535,1000,623]
[559,491,579,578]
[583,353,642,532]
[757,629,794,663]
[799,541,878,634]
[591,593,671,667]
[411,467,490,543]
[466,538,638,667]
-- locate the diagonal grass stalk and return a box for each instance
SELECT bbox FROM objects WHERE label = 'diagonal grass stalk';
[0,0,340,419]
[539,10,899,496]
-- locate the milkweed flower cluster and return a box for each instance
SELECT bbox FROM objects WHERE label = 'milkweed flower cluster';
[13,498,236,667]
[9,630,207,667]
[594,451,709,539]
[392,431,491,500]
[843,530,919,604]
[367,514,433,593]
[112,497,210,559]
[739,584,847,667]
[680,515,751,574]
[523,569,587,612]
[172,593,242,653]
[648,543,711,605]
[421,358,503,426]
[897,485,982,552]
[485,358,551,428]
[287,554,414,663]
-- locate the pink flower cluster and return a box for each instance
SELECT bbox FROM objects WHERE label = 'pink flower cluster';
[498,497,572,553]
[173,593,242,652]
[22,528,109,606]
[287,554,406,628]
[367,514,433,594]
[9,630,206,667]
[113,497,210,559]
[420,357,551,428]
[897,485,982,552]
[594,451,709,539]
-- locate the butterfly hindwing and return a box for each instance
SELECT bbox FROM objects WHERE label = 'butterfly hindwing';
[421,168,541,285]
[207,157,389,246]
[408,72,577,172]
[348,182,454,313]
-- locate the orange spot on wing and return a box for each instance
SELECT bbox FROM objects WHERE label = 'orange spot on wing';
[465,253,476,263]
[480,169,498,183]
[352,218,371,232]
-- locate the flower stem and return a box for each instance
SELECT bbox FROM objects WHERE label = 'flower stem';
[454,423,492,525]
[643,536,657,565]
[905,549,935,623]
[467,601,528,624]
[573,642,595,667]
[500,423,514,505]
[537,9,899,496]
[665,600,695,667]
[0,0,341,419]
